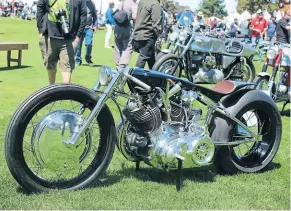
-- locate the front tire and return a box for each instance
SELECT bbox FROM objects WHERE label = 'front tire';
[254,76,276,100]
[5,84,116,193]
[152,54,181,77]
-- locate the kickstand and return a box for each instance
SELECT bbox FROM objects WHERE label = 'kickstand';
[176,159,183,191]
[282,101,288,113]
[135,161,140,171]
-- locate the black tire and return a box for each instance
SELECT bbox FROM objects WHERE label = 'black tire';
[227,58,256,82]
[254,76,276,100]
[5,84,116,193]
[155,52,167,62]
[210,90,282,174]
[152,54,181,77]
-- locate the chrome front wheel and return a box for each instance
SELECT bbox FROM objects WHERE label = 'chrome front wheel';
[5,84,116,192]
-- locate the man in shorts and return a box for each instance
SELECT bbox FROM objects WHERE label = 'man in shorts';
[37,0,87,84]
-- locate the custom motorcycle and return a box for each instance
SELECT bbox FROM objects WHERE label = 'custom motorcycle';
[153,27,256,83]
[5,66,282,193]
[254,41,291,112]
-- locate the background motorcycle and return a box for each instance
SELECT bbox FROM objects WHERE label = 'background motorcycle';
[254,41,291,112]
[5,66,281,193]
[153,25,256,83]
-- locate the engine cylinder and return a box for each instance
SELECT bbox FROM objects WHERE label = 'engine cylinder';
[123,101,162,135]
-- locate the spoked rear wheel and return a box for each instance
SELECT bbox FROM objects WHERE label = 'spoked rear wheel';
[212,92,282,174]
[229,109,275,170]
[5,84,116,192]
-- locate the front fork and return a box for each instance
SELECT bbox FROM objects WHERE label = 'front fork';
[63,77,118,147]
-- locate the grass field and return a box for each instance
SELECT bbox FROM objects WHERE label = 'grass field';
[0,18,290,210]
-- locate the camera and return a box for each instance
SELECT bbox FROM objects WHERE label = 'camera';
[54,8,69,35]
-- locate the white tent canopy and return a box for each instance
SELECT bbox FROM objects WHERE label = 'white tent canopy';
[264,10,271,20]
[240,10,251,20]
[226,11,242,23]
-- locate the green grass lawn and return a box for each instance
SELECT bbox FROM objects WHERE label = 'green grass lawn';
[0,18,290,210]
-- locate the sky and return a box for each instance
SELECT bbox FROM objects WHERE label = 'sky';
[176,0,237,14]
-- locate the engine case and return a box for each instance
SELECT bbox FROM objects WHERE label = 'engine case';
[148,122,215,170]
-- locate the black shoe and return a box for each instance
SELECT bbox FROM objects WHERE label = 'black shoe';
[87,60,94,67]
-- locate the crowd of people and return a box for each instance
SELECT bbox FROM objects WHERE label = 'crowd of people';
[0,0,37,19]
[2,0,289,84]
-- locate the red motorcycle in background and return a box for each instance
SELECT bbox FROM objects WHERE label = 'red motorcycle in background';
[254,41,291,112]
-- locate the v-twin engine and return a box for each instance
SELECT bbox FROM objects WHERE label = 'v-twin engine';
[148,121,215,170]
[121,91,215,170]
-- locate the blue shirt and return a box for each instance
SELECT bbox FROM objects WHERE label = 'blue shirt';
[105,8,115,25]
[231,23,239,33]
[267,21,276,37]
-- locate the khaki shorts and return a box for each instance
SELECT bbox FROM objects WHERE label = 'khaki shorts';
[39,35,48,67]
[39,37,78,72]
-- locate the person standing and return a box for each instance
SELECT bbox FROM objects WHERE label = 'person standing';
[193,11,204,28]
[267,17,277,41]
[276,9,290,89]
[250,9,268,61]
[113,0,137,69]
[276,8,291,44]
[279,0,290,17]
[230,18,239,38]
[104,2,115,48]
[37,0,87,84]
[133,0,162,69]
[75,0,98,66]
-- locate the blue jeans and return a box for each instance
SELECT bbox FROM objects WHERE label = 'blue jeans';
[252,36,263,61]
[75,28,93,64]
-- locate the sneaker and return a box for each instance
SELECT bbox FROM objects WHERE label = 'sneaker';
[87,60,94,67]
[76,62,82,66]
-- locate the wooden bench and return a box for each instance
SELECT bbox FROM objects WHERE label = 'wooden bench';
[0,42,29,67]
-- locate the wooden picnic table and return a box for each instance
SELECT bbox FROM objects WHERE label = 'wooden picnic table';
[0,42,29,67]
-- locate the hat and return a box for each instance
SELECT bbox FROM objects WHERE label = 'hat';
[197,11,204,17]
[257,9,263,14]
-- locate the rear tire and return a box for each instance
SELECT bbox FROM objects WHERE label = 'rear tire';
[210,90,282,174]
[5,84,116,193]
[227,58,256,82]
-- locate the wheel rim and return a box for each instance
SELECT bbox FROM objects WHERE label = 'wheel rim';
[228,62,252,82]
[158,59,179,76]
[230,108,275,167]
[21,99,104,188]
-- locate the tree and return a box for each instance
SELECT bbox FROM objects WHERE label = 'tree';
[197,0,228,18]
[237,0,278,14]
[160,0,185,14]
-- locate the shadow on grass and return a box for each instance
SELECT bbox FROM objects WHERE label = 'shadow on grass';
[0,65,32,72]
[81,64,102,67]
[15,162,281,195]
[281,109,290,117]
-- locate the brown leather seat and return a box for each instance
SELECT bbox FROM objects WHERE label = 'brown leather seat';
[213,81,236,95]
